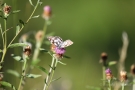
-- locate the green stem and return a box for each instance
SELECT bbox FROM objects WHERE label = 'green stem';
[7,1,40,48]
[45,58,58,90]
[103,66,106,86]
[43,56,55,90]
[122,83,125,90]
[0,19,7,65]
[108,80,111,90]
[0,24,4,47]
[17,58,27,90]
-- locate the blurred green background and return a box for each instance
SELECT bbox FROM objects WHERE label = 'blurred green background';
[1,0,135,90]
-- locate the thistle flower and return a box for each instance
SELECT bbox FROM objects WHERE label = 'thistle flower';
[120,71,127,82]
[130,64,135,76]
[99,52,108,66]
[42,5,51,21]
[3,3,11,18]
[105,68,113,80]
[35,30,44,42]
[23,43,32,56]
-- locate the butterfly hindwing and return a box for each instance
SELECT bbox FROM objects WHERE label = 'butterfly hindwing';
[61,40,73,48]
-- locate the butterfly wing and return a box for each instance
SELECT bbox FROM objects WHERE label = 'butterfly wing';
[60,40,73,48]
[47,36,63,47]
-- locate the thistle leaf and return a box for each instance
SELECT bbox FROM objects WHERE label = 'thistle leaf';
[19,19,25,25]
[58,61,66,65]
[40,48,49,53]
[25,74,41,78]
[7,69,20,77]
[11,54,24,62]
[37,66,48,74]
[0,81,16,90]
[29,0,34,6]
[31,15,39,18]
[12,10,20,14]
[52,77,61,82]
[8,43,28,48]
[63,55,71,59]
[108,61,117,66]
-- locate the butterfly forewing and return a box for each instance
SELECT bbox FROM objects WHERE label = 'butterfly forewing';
[61,40,73,48]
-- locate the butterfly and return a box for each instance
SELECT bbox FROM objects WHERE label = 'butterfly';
[47,36,73,48]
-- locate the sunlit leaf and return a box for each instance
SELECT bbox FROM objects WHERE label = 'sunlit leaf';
[0,81,16,90]
[108,61,117,66]
[37,66,48,74]
[29,0,34,6]
[40,48,49,53]
[16,25,20,35]
[19,19,25,25]
[31,15,39,18]
[63,55,71,59]
[7,69,20,77]
[12,10,20,14]
[25,74,41,78]
[52,77,61,82]
[8,43,28,48]
[0,49,2,53]
[58,61,66,65]
[31,58,40,66]
[11,54,24,62]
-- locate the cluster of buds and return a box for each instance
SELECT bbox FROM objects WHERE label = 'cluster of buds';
[130,64,135,76]
[120,71,127,82]
[23,43,32,57]
[35,30,44,42]
[42,5,51,21]
[100,52,108,66]
[2,3,11,18]
[105,68,113,80]
[51,44,66,59]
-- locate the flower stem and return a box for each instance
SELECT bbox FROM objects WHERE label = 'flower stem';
[17,58,27,90]
[103,66,106,86]
[121,83,125,90]
[43,56,55,90]
[45,58,58,90]
[108,80,112,90]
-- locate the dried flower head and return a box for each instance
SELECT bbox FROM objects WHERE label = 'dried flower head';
[120,71,127,82]
[42,5,51,20]
[23,43,32,56]
[35,30,44,42]
[130,64,135,75]
[100,52,108,66]
[3,3,11,17]
[105,68,113,80]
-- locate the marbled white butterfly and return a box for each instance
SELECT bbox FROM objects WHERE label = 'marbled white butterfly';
[47,36,73,48]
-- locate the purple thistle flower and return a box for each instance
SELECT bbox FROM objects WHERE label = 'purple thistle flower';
[105,68,112,74]
[54,47,66,55]
[44,5,51,12]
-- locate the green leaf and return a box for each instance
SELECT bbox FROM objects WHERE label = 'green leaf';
[0,81,16,90]
[19,19,25,25]
[31,15,39,18]
[38,2,43,5]
[0,49,2,53]
[52,77,61,82]
[63,55,71,59]
[31,59,40,66]
[58,61,66,65]
[108,61,117,66]
[12,10,20,14]
[29,0,34,6]
[8,43,28,48]
[11,54,24,62]
[40,48,49,53]
[16,25,20,35]
[37,66,49,74]
[7,69,20,77]
[25,74,41,78]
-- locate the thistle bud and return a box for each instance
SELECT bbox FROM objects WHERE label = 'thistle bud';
[100,52,108,66]
[120,71,127,82]
[42,5,51,20]
[105,68,113,80]
[130,64,135,76]
[23,43,32,56]
[35,30,44,42]
[3,3,11,18]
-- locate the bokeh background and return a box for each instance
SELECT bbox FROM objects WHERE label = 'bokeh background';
[1,0,135,90]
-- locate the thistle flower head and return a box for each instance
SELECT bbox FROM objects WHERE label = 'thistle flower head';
[100,52,108,66]
[105,68,113,80]
[3,3,11,17]
[130,64,135,76]
[42,5,51,20]
[120,71,127,82]
[23,43,32,56]
[35,30,44,42]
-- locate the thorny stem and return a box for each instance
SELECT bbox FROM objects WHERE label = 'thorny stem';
[43,56,55,90]
[18,58,27,90]
[7,1,40,48]
[0,19,7,65]
[45,58,58,90]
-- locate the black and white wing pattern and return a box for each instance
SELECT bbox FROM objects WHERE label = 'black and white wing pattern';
[47,36,73,48]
